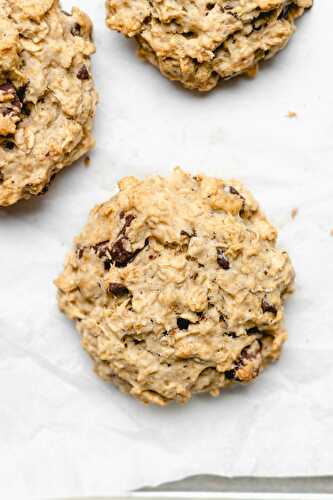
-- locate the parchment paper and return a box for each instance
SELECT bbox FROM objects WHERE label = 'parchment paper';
[0,1,332,499]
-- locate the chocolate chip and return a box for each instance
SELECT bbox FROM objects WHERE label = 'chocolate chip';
[279,3,292,19]
[107,283,129,296]
[225,331,237,338]
[21,103,31,116]
[16,84,27,103]
[183,31,195,39]
[227,185,245,201]
[77,65,90,80]
[2,140,15,150]
[225,341,262,382]
[219,313,227,323]
[177,317,190,330]
[216,247,230,270]
[119,211,125,219]
[262,298,277,315]
[38,173,56,195]
[229,186,240,195]
[104,259,112,271]
[181,229,196,238]
[0,170,3,183]
[246,327,259,335]
[133,338,143,345]
[71,23,81,36]
[225,369,237,380]
[77,247,84,259]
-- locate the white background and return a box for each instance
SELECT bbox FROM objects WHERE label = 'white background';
[0,1,332,499]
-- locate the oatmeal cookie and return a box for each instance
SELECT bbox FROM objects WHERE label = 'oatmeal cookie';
[55,168,295,405]
[0,0,97,206]
[106,0,312,91]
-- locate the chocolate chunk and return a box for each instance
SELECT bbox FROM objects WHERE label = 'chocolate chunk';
[107,283,129,296]
[111,238,135,267]
[77,65,90,80]
[177,317,190,330]
[0,170,3,184]
[216,247,230,270]
[71,23,81,36]
[262,298,277,315]
[119,214,135,235]
[111,237,148,268]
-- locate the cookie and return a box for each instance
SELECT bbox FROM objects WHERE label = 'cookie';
[55,168,295,405]
[0,0,97,206]
[106,0,312,91]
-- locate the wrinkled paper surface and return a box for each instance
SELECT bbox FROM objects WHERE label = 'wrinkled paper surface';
[0,1,332,499]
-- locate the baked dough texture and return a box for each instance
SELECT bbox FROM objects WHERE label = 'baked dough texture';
[56,168,295,405]
[0,0,97,206]
[106,0,312,91]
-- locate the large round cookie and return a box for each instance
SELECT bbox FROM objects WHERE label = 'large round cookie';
[0,0,97,206]
[106,0,312,91]
[56,168,295,405]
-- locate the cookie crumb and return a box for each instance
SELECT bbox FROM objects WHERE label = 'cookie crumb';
[287,111,297,118]
[291,208,298,219]
[84,156,91,167]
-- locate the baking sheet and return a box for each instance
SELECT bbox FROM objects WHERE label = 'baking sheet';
[0,1,332,499]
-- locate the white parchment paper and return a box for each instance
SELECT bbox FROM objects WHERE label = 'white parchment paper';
[0,1,332,499]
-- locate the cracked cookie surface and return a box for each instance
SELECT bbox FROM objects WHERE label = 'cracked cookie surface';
[56,168,295,405]
[106,0,312,91]
[0,0,97,206]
